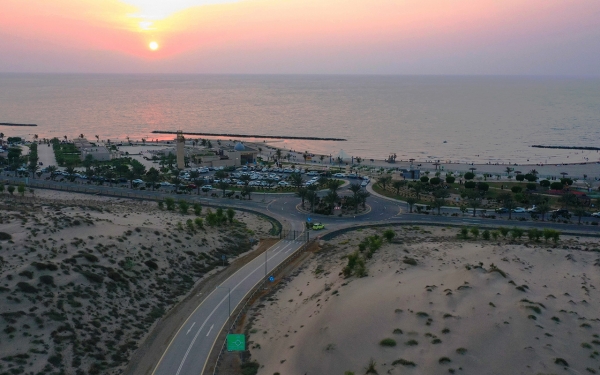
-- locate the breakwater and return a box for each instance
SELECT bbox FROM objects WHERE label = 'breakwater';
[531,145,600,151]
[151,130,346,141]
[0,122,37,126]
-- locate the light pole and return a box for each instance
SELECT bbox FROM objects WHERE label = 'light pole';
[265,248,268,277]
[218,286,231,316]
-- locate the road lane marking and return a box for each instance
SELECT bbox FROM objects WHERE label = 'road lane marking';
[176,325,204,375]
[206,324,214,337]
[152,239,288,375]
[186,322,196,335]
[172,241,293,374]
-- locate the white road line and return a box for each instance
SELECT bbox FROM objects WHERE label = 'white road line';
[174,241,293,374]
[186,322,196,335]
[176,325,204,375]
[206,324,214,337]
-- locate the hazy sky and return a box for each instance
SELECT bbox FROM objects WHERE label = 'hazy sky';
[1,0,599,75]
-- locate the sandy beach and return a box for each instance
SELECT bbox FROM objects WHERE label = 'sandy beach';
[0,190,272,375]
[248,226,600,375]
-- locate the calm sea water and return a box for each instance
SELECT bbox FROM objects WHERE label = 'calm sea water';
[1,74,599,164]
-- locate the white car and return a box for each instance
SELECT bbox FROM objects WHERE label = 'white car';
[201,185,213,190]
[333,173,346,178]
[512,207,527,213]
[361,180,369,187]
[306,171,319,176]
[278,181,290,187]
[159,181,173,186]
[591,212,600,218]
[132,179,144,184]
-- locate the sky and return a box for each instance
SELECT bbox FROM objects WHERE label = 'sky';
[0,0,599,75]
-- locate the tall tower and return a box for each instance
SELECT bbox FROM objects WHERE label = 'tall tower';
[176,130,185,170]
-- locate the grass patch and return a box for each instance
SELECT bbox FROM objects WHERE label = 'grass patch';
[405,340,418,346]
[438,357,452,364]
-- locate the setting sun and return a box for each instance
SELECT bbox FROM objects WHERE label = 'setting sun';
[149,41,159,51]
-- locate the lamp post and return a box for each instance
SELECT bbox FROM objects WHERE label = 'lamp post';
[218,286,231,316]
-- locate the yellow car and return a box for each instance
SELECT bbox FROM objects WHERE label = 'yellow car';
[312,223,325,230]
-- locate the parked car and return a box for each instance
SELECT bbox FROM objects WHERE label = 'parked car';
[361,180,369,187]
[278,181,290,187]
[201,185,213,190]
[591,212,600,218]
[512,207,527,213]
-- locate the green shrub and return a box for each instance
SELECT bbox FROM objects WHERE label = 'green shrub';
[554,358,569,367]
[405,340,418,346]
[438,357,452,364]
[240,361,260,375]
[403,257,417,266]
[470,227,479,238]
[456,348,467,355]
[392,358,416,367]
[17,282,38,293]
[0,232,12,241]
[379,338,396,347]
[482,230,490,240]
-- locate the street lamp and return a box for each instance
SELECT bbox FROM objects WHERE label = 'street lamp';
[217,286,231,316]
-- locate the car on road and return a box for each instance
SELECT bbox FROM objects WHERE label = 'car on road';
[159,181,173,186]
[333,173,346,178]
[591,212,600,218]
[132,179,144,184]
[550,209,569,218]
[512,207,527,213]
[361,180,369,187]
[201,185,213,190]
[526,205,538,213]
[312,223,325,230]
[495,207,508,213]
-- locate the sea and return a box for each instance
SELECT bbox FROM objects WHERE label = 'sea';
[1,74,599,165]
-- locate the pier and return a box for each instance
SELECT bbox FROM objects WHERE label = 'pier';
[151,130,346,141]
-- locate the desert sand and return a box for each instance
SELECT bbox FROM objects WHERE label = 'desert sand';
[249,226,600,375]
[0,190,272,375]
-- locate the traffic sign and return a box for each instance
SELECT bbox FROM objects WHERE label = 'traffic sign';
[226,334,245,351]
[268,276,274,282]
[221,255,226,260]
[307,217,312,222]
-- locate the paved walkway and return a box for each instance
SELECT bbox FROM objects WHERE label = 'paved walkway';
[37,143,58,168]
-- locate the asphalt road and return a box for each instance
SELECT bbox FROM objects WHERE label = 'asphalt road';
[152,236,305,375]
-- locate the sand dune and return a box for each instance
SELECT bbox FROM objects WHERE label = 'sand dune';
[0,190,271,375]
[249,227,600,375]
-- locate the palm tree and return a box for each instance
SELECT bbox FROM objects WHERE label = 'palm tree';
[289,173,303,189]
[358,190,371,209]
[327,179,343,193]
[536,202,551,221]
[377,176,392,191]
[406,197,417,213]
[296,187,308,208]
[432,198,445,215]
[392,180,404,195]
[241,185,254,200]
[218,181,230,197]
[79,134,84,139]
[410,182,424,200]
[147,167,160,191]
[498,192,516,220]
[104,169,116,187]
[559,192,577,210]
[349,183,362,213]
[319,155,324,164]
[275,149,282,162]
[324,190,339,214]
[47,165,57,180]
[95,135,99,142]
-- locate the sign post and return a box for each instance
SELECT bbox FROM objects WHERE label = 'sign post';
[226,334,246,352]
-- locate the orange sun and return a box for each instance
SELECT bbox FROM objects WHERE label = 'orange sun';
[149,41,159,51]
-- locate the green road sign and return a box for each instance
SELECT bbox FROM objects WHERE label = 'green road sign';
[226,334,245,351]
